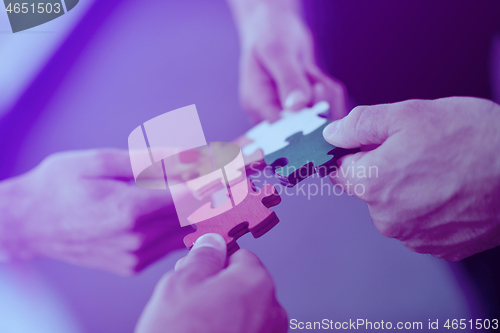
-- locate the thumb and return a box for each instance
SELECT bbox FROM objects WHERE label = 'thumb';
[323,104,395,148]
[265,57,312,111]
[174,233,227,284]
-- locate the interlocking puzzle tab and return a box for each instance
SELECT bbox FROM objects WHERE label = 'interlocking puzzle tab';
[127,102,357,254]
[234,101,331,178]
[264,122,360,187]
[241,101,330,157]
[236,101,358,187]
[184,179,281,255]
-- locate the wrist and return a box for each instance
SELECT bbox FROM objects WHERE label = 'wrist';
[0,174,33,262]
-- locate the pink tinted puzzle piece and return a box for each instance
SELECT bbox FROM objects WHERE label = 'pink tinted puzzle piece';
[183,179,281,255]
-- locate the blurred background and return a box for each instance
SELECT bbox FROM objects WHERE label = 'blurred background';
[1,0,499,332]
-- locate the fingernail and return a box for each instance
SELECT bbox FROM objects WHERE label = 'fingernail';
[285,90,307,109]
[192,233,226,250]
[323,121,340,141]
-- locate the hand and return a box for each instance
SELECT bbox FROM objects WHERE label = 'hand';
[323,97,500,261]
[0,149,188,275]
[136,233,287,333]
[228,0,347,122]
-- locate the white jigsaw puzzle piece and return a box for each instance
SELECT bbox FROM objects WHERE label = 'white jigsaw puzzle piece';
[242,101,330,156]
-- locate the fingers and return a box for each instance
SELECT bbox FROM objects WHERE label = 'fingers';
[174,233,227,284]
[328,134,404,202]
[43,241,138,276]
[241,47,349,122]
[323,104,398,148]
[240,55,282,123]
[274,306,289,333]
[308,67,348,120]
[174,248,267,289]
[125,185,177,217]
[328,151,370,192]
[134,235,183,273]
[222,249,271,285]
[227,247,264,268]
[263,54,312,111]
[85,149,136,179]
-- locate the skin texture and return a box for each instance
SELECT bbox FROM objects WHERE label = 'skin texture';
[0,149,188,275]
[227,0,347,123]
[323,97,500,261]
[136,233,287,333]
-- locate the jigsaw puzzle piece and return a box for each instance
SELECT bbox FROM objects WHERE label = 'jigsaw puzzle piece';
[265,122,359,187]
[183,179,281,255]
[242,101,330,156]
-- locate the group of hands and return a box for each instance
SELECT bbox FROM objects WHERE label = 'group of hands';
[1,0,500,332]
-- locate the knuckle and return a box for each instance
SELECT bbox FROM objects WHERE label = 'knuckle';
[341,106,364,139]
[260,40,288,58]
[347,105,367,126]
[401,239,420,253]
[355,181,374,201]
[358,176,386,203]
[233,249,263,267]
[373,219,400,238]
[402,240,437,257]
[351,106,385,142]
[235,248,256,260]
[256,271,276,293]
[397,99,429,118]
[93,148,118,165]
[355,106,375,129]
[238,267,274,293]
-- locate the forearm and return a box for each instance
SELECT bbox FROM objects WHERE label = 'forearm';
[226,0,301,37]
[0,175,29,261]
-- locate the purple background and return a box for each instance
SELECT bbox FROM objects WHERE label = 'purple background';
[2,0,499,332]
